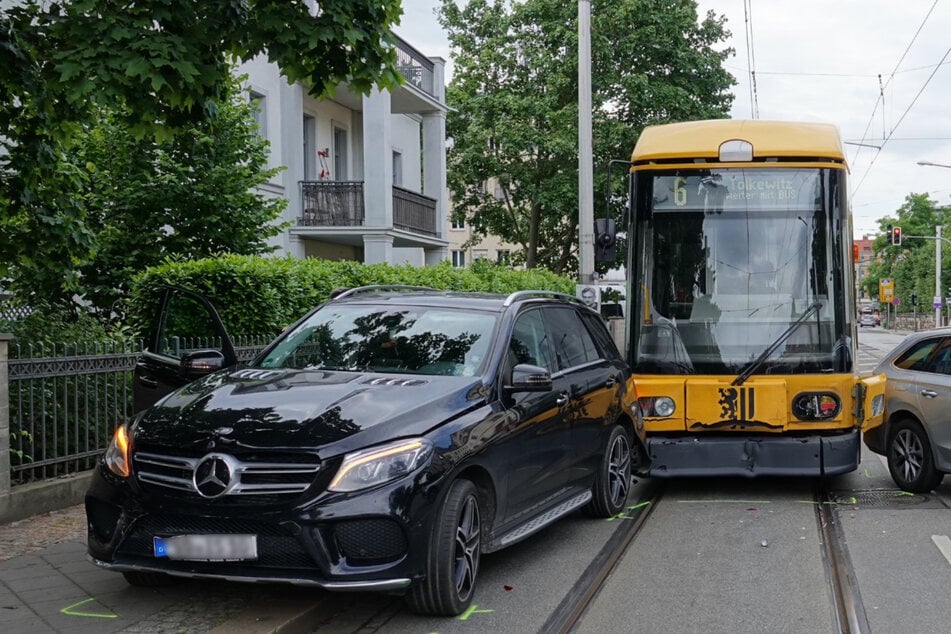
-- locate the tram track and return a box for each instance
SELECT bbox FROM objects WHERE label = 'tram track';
[541,479,665,634]
[815,483,871,634]
[541,478,872,634]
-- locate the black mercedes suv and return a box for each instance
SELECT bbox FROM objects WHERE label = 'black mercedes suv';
[86,286,646,616]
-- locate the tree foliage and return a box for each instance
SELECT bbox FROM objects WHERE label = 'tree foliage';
[0,0,403,303]
[438,0,735,274]
[861,193,951,312]
[68,73,287,316]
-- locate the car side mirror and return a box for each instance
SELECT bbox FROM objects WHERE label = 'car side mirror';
[180,349,226,376]
[507,363,552,393]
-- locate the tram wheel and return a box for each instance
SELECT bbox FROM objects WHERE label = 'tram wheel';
[887,418,944,493]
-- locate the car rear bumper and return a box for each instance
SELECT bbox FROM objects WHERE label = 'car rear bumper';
[645,430,860,477]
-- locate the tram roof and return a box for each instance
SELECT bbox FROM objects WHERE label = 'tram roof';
[631,119,846,164]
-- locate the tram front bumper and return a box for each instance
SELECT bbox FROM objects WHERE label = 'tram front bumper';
[645,430,860,478]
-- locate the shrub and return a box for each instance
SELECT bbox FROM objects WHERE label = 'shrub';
[128,255,575,337]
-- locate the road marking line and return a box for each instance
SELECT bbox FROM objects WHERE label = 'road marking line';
[931,535,951,566]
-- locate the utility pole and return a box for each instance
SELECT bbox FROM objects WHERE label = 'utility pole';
[937,225,943,328]
[577,0,595,284]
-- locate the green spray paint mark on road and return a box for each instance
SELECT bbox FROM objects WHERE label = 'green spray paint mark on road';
[458,605,493,621]
[677,499,771,504]
[60,598,117,619]
[627,501,651,510]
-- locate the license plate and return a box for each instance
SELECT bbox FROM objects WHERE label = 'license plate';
[153,534,258,561]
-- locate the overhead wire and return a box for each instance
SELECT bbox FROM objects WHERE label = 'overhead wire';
[852,43,951,198]
[742,0,759,119]
[849,0,940,167]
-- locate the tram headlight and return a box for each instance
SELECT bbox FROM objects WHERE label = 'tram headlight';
[638,396,676,418]
[792,392,841,421]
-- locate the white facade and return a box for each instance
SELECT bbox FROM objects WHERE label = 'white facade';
[237,34,450,266]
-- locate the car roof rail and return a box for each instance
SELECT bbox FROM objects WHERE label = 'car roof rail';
[331,285,439,300]
[503,290,587,307]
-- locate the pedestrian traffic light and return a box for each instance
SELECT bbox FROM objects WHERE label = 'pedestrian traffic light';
[892,226,902,245]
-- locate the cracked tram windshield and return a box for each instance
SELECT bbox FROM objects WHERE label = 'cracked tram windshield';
[635,168,852,376]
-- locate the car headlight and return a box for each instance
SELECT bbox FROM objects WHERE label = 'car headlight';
[104,424,132,478]
[328,438,434,493]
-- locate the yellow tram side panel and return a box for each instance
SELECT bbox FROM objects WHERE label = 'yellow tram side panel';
[634,374,870,433]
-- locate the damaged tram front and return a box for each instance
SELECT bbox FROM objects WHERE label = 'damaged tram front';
[612,120,884,477]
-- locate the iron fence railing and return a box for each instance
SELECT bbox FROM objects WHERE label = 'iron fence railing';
[300,180,365,227]
[7,335,271,486]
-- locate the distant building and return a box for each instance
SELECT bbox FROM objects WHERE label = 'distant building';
[854,234,877,309]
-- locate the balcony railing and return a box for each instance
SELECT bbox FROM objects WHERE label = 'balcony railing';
[300,181,365,227]
[393,185,437,236]
[394,34,435,98]
[299,181,437,238]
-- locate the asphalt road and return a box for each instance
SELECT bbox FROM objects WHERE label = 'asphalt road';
[4,327,949,633]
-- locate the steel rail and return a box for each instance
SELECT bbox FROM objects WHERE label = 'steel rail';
[540,479,664,634]
[814,485,871,634]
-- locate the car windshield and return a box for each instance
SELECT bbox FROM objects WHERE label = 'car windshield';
[257,304,498,376]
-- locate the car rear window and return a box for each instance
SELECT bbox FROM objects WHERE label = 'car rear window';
[893,338,944,371]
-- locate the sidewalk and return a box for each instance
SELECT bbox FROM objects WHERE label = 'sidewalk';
[0,505,327,633]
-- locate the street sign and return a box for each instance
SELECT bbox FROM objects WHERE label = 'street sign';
[893,297,901,306]
[879,278,894,303]
[935,296,943,309]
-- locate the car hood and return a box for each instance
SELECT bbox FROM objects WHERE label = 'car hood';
[132,367,486,455]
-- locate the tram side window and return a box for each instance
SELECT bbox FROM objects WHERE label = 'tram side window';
[894,338,943,372]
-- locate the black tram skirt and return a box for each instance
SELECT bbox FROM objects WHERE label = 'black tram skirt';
[645,430,860,478]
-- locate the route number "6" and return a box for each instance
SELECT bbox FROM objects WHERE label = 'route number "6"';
[674,176,687,206]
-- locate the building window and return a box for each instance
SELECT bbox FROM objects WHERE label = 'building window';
[451,216,466,230]
[249,91,267,139]
[392,150,403,186]
[475,181,486,194]
[303,114,316,180]
[452,250,466,268]
[333,126,348,180]
[473,250,488,261]
[497,250,512,265]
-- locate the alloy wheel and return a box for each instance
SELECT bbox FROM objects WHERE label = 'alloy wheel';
[607,433,632,508]
[453,495,481,598]
[894,428,925,483]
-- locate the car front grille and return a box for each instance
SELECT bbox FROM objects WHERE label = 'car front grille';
[134,450,321,498]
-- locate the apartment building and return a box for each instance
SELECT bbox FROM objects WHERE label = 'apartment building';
[240,32,450,266]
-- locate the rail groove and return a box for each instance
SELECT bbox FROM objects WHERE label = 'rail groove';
[815,485,871,634]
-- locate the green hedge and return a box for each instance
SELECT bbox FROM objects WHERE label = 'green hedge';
[129,255,575,337]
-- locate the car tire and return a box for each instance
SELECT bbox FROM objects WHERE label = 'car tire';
[405,479,481,616]
[122,570,175,587]
[583,425,632,518]
[887,418,945,493]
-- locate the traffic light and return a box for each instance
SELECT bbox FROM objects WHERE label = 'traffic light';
[891,226,902,245]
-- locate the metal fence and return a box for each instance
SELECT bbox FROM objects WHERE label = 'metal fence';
[6,335,271,486]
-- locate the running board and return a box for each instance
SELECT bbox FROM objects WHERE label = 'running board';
[494,490,592,549]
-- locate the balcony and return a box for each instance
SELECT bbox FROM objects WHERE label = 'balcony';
[299,181,437,237]
[394,34,435,99]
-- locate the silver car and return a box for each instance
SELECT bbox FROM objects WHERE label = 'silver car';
[864,328,951,492]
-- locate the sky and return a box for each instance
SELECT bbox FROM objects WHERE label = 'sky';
[394,1,951,239]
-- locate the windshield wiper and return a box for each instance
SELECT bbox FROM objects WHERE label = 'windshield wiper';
[732,301,823,386]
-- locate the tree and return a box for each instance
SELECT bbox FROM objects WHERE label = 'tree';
[0,0,403,303]
[68,73,286,316]
[438,0,734,274]
[861,193,951,310]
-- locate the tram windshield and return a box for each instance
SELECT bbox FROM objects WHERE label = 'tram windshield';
[633,168,850,375]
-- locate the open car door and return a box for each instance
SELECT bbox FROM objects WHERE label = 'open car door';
[132,286,238,413]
